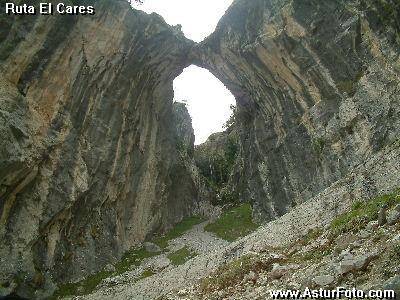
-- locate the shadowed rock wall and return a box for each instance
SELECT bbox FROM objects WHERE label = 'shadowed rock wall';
[0,0,202,296]
[191,0,400,221]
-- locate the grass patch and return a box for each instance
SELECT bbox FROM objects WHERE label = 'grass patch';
[330,189,400,236]
[300,228,323,246]
[200,254,269,293]
[137,269,156,281]
[51,216,204,298]
[114,247,159,275]
[295,248,333,262]
[167,246,197,266]
[337,80,357,97]
[205,203,259,242]
[291,228,332,263]
[153,216,204,249]
[336,70,364,97]
[52,246,158,298]
[51,269,113,299]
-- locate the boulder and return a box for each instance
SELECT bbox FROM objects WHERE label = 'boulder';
[243,271,258,284]
[378,206,388,226]
[150,256,171,271]
[366,221,379,231]
[339,258,357,275]
[339,252,378,275]
[318,238,330,248]
[383,276,400,298]
[269,264,289,280]
[358,230,371,239]
[335,233,357,252]
[104,264,116,273]
[313,275,335,287]
[144,242,162,253]
[339,250,354,261]
[387,210,400,226]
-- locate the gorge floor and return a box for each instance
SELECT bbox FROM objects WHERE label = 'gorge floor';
[69,183,400,299]
[59,220,230,300]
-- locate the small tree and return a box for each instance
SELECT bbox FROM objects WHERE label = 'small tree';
[223,104,237,130]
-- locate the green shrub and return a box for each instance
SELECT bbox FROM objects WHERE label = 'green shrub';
[200,254,268,292]
[300,228,323,246]
[52,245,159,298]
[312,138,325,155]
[51,269,113,298]
[194,132,239,206]
[330,189,400,236]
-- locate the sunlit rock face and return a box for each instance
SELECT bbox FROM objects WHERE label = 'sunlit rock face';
[191,0,400,221]
[1,0,400,297]
[0,0,201,296]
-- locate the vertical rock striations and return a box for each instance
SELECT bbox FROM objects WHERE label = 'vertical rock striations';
[0,0,200,297]
[192,0,400,221]
[1,0,400,297]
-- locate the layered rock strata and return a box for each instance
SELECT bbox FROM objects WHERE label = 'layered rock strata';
[191,0,400,221]
[0,0,201,297]
[1,0,400,298]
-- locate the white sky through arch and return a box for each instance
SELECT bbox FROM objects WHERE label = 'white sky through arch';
[173,66,235,145]
[132,0,236,145]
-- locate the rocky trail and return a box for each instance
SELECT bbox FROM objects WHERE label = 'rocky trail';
[74,144,400,300]
[70,221,230,300]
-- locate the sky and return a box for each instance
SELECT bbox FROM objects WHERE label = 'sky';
[173,66,235,144]
[132,0,235,145]
[132,0,233,42]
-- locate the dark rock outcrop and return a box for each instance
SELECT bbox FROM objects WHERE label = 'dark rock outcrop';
[194,128,239,205]
[172,102,195,157]
[191,0,400,221]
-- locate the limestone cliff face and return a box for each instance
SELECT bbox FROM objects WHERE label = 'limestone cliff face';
[191,0,400,221]
[1,0,400,297]
[0,0,201,296]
